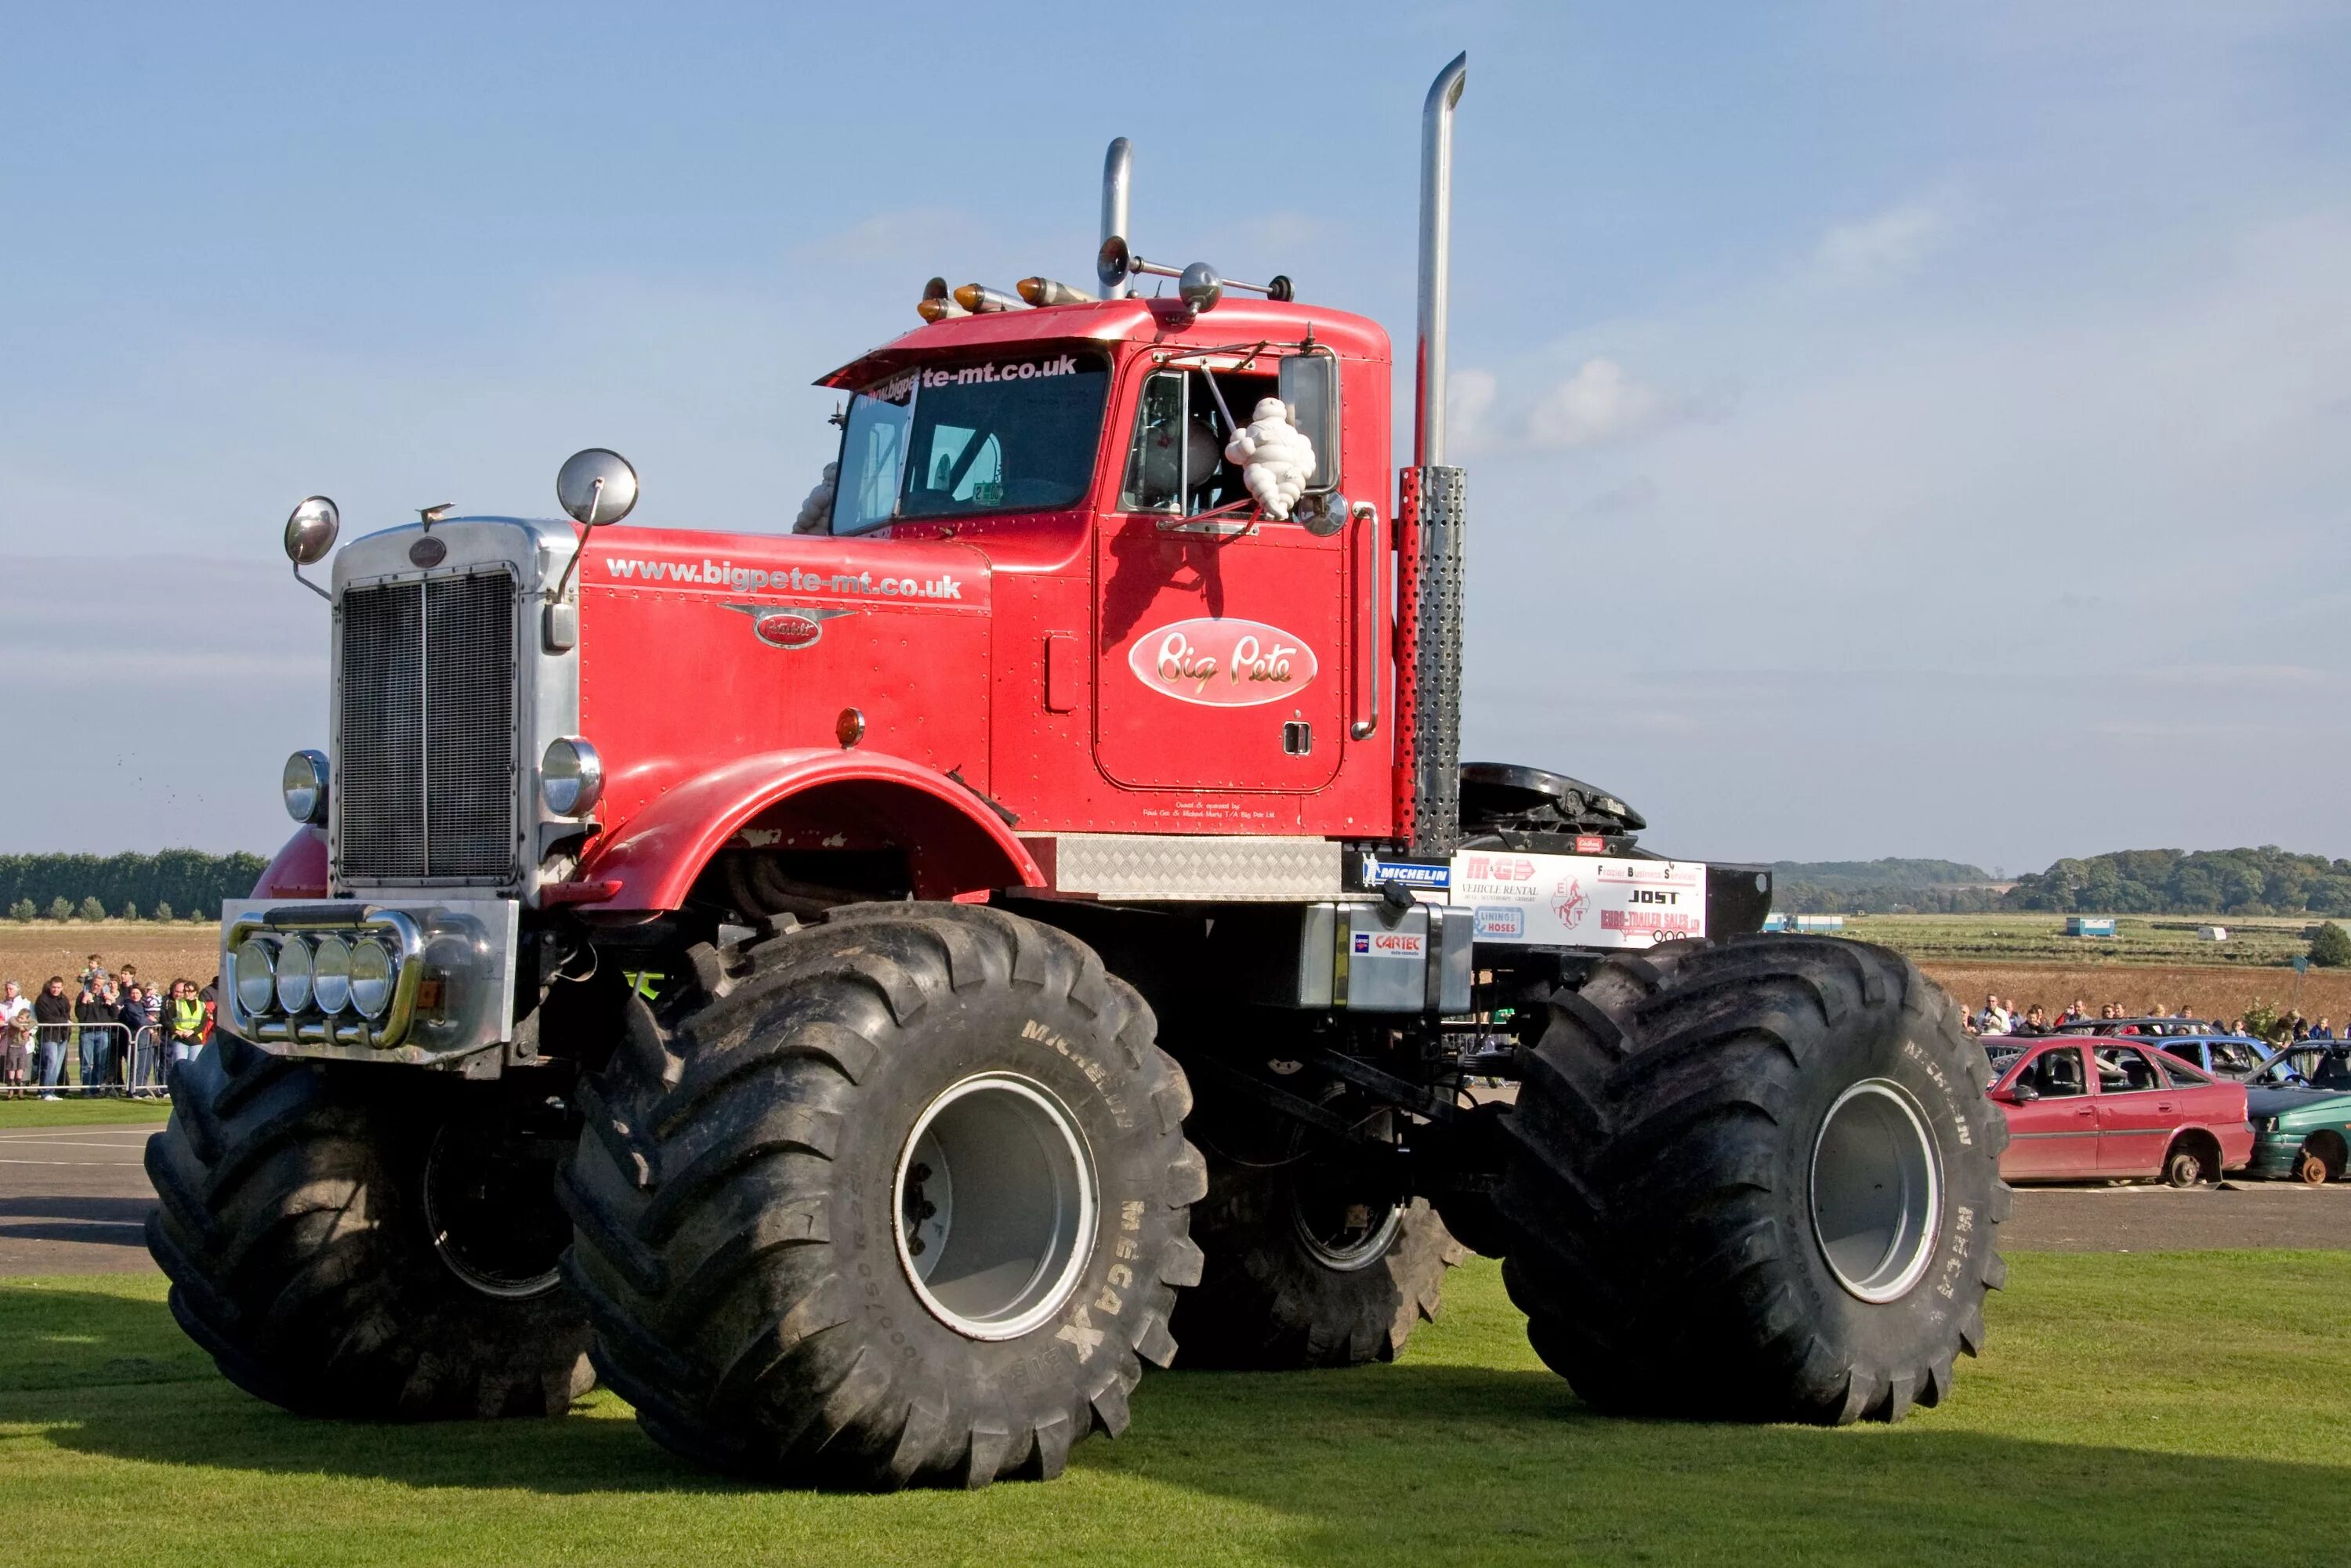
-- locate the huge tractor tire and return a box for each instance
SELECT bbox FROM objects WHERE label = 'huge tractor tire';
[1174,1092,1464,1367]
[145,1033,594,1419]
[1498,936,2009,1424]
[560,904,1205,1490]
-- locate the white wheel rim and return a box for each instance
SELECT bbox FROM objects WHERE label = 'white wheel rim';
[1809,1077,1942,1304]
[893,1073,1097,1340]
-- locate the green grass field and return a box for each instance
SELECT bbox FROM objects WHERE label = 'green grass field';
[0,1095,172,1128]
[2,1253,2343,1566]
[1844,912,2320,967]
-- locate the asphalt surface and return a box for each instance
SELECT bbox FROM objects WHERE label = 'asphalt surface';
[0,1124,164,1275]
[0,1122,2346,1275]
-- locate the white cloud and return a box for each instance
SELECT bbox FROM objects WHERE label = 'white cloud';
[1813,198,1954,284]
[1447,368,1498,449]
[1523,358,1675,449]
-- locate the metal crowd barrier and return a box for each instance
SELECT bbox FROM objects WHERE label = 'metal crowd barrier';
[2,1021,190,1099]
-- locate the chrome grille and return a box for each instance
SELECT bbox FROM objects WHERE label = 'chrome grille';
[338,570,518,882]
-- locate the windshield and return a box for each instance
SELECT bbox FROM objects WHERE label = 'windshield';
[829,352,1110,534]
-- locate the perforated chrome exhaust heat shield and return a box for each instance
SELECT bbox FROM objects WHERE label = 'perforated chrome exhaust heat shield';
[1399,53,1468,856]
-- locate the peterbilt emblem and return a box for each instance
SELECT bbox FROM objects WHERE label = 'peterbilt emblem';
[1128,616,1319,707]
[408,535,448,567]
[720,601,853,650]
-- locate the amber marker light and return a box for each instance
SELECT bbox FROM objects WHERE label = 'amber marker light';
[1017,276,1096,306]
[951,283,1023,314]
[836,707,866,748]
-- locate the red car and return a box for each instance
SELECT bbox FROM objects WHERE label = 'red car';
[1987,1036,2252,1185]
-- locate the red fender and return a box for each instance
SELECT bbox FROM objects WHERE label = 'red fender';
[578,748,1044,912]
[253,827,330,900]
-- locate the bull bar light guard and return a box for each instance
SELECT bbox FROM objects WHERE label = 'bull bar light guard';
[221,900,517,1059]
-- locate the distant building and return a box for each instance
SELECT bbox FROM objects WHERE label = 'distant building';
[2065,917,2117,937]
[1792,914,1846,932]
[2198,925,2230,942]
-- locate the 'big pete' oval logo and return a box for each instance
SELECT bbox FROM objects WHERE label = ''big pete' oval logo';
[752,612,825,649]
[1129,617,1319,706]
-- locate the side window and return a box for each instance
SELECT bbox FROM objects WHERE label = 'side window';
[2110,1048,2162,1092]
[1116,368,1281,518]
[2028,1047,2088,1098]
[1119,372,1184,512]
[2159,1056,2212,1089]
[832,375,916,535]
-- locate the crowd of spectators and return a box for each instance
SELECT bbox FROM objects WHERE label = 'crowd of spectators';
[1963,993,2337,1044]
[0,951,213,1099]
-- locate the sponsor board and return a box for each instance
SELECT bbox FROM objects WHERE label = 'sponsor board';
[1450,851,1707,949]
[1353,931,1425,956]
[1346,851,1451,893]
[1472,905,1524,938]
[1129,617,1320,708]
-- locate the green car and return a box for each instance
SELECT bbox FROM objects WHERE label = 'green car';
[2247,1043,2351,1183]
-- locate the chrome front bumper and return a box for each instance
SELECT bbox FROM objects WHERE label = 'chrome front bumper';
[219,897,520,1069]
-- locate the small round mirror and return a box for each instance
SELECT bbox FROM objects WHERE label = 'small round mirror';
[556,448,639,527]
[284,496,340,566]
[1178,262,1223,313]
[1096,235,1132,293]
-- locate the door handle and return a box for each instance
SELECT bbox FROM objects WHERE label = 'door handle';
[2157,1103,2174,1113]
[2075,1108,2096,1118]
[1350,502,1381,740]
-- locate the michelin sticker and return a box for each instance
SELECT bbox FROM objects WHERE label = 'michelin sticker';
[1353,851,1451,893]
[1450,852,1707,949]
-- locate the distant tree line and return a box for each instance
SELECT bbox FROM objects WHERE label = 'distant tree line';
[1772,858,2008,914]
[0,851,267,924]
[1774,846,2351,918]
[2002,847,2351,916]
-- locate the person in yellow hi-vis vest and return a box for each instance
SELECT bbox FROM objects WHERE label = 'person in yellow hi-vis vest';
[166,981,208,1070]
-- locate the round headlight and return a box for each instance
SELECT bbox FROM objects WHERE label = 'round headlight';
[276,936,316,1014]
[312,935,353,1016]
[234,938,278,1016]
[283,749,329,825]
[349,940,396,1021]
[541,737,604,818]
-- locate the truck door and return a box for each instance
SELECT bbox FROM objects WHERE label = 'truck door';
[1093,364,1349,794]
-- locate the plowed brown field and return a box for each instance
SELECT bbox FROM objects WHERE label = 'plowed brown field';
[0,923,221,990]
[1916,960,2351,1024]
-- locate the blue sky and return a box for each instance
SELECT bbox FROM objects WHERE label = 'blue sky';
[3,2,2347,871]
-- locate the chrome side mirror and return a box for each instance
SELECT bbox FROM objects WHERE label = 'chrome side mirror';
[1291,491,1349,538]
[549,450,639,612]
[1278,352,1342,491]
[557,448,639,527]
[284,496,340,566]
[284,496,339,602]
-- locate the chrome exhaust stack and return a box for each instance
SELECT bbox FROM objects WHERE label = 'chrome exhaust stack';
[1401,52,1468,856]
[1100,137,1133,300]
[1415,51,1467,467]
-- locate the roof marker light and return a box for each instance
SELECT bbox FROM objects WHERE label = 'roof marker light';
[951,283,1026,314]
[1018,277,1097,307]
[918,276,969,323]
